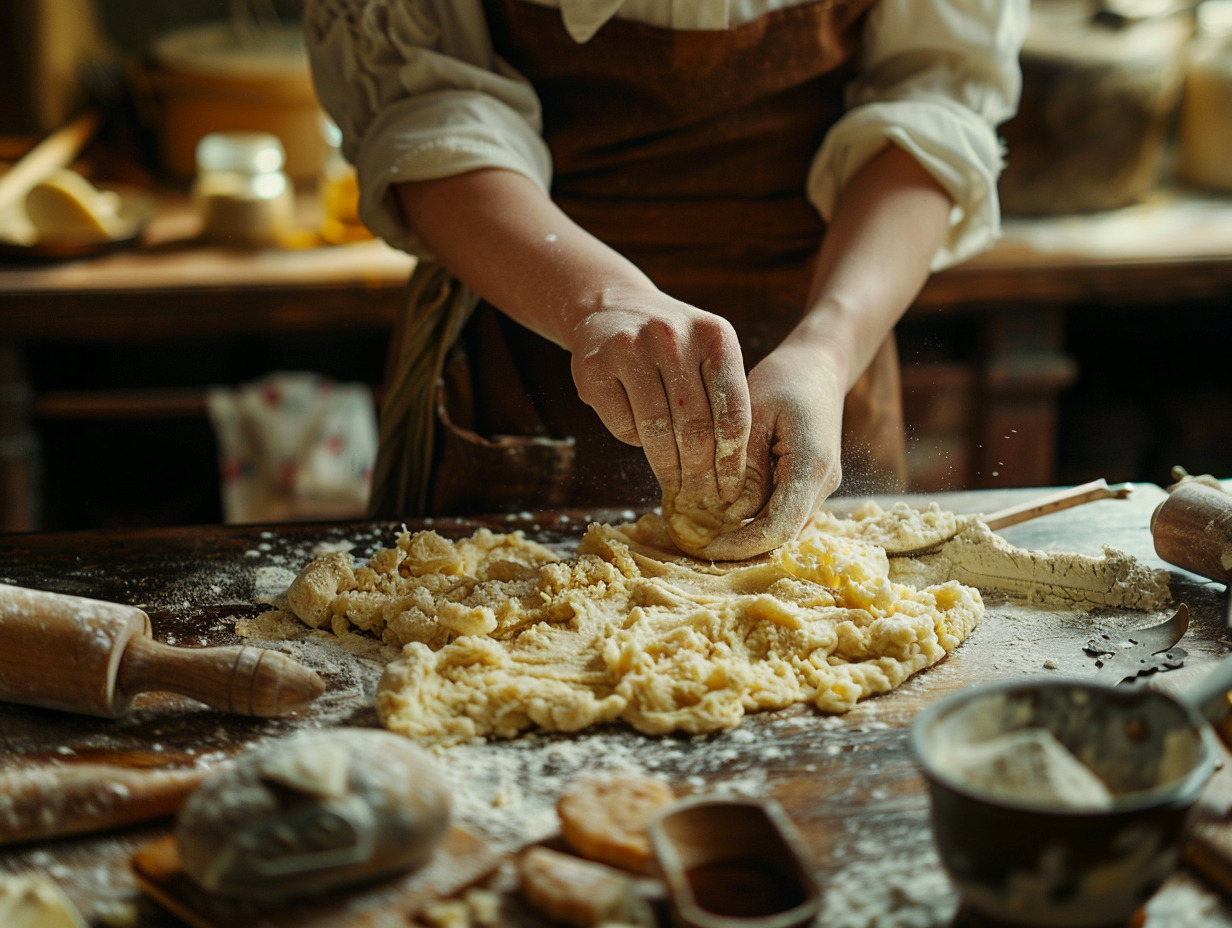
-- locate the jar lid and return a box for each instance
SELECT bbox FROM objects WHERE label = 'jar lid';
[196,132,286,174]
[1197,0,1232,38]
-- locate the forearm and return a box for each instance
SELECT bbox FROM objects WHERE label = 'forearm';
[395,168,655,348]
[784,143,953,388]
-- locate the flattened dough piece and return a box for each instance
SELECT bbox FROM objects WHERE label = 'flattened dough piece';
[518,846,643,928]
[557,776,675,873]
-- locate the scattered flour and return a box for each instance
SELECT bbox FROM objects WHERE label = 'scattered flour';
[1,499,1207,928]
[818,853,957,928]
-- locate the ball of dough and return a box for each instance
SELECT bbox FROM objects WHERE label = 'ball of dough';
[176,728,450,898]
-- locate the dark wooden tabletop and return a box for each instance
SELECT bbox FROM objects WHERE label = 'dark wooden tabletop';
[2,485,1232,927]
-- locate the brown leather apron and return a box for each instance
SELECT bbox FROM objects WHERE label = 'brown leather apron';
[370,0,908,518]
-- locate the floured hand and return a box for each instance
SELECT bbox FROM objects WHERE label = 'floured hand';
[695,346,844,560]
[567,288,751,512]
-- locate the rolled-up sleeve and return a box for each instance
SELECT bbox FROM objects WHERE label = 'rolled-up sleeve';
[808,0,1029,269]
[304,0,553,256]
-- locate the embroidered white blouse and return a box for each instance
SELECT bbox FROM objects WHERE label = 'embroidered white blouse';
[304,0,1028,269]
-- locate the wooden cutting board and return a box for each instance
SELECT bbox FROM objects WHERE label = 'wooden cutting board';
[131,826,501,928]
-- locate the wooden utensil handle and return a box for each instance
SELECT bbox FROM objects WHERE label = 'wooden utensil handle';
[982,479,1130,532]
[118,637,325,717]
[0,110,101,213]
[0,764,205,846]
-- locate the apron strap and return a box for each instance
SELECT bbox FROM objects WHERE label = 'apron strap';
[367,261,477,518]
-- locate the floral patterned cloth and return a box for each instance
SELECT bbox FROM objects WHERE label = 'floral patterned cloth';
[206,372,378,523]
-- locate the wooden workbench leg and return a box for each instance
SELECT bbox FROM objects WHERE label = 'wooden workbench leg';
[974,307,1077,489]
[0,341,41,532]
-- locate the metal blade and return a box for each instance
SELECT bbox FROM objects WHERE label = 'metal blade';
[1085,604,1189,685]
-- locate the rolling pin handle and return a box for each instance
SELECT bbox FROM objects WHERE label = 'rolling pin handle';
[117,637,326,717]
[227,645,328,716]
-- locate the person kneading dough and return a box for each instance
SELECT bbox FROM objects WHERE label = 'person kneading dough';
[305,0,1028,558]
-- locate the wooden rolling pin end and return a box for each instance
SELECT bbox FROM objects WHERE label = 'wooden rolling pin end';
[0,583,150,718]
[118,637,326,717]
[235,646,327,716]
[1151,482,1232,585]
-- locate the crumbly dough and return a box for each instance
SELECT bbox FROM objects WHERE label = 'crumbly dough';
[813,501,961,554]
[280,501,1170,745]
[285,511,984,744]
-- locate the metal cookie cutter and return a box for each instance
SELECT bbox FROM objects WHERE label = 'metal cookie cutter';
[647,797,821,928]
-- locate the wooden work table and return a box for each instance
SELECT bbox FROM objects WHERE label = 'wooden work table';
[1,485,1232,926]
[2,187,1232,530]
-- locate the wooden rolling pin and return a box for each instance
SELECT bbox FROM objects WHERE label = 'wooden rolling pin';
[1151,481,1232,585]
[0,583,325,718]
[0,763,206,846]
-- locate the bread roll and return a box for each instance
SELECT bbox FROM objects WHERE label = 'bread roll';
[176,728,450,898]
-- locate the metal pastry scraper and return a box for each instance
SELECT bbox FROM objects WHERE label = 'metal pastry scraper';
[1085,603,1189,685]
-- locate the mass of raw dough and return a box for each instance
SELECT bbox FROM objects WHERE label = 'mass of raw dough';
[285,509,985,744]
[279,501,1170,745]
[176,728,451,898]
[660,481,747,557]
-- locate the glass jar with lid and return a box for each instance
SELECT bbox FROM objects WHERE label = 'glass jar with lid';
[193,131,295,246]
[1179,0,1232,191]
[318,117,372,245]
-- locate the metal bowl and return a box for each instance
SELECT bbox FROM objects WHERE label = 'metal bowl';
[912,677,1219,928]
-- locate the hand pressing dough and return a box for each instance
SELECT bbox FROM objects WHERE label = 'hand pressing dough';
[660,461,774,558]
[557,776,675,874]
[176,728,450,898]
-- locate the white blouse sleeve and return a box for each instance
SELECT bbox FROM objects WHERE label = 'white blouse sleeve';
[808,0,1030,270]
[304,0,553,257]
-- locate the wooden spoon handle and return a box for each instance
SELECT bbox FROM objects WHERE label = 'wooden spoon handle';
[118,636,325,717]
[982,479,1130,532]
